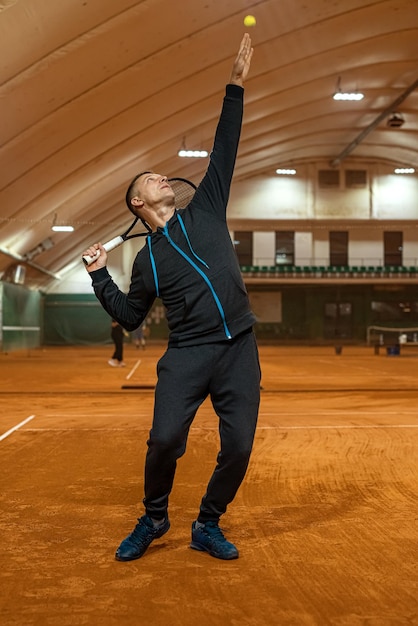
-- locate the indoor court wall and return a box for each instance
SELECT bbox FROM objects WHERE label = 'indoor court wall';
[0,282,41,352]
[40,284,418,348]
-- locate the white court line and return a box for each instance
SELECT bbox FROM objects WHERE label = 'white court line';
[36,408,418,419]
[126,358,141,380]
[257,424,418,430]
[23,424,418,432]
[261,411,418,416]
[0,415,36,441]
[25,409,418,419]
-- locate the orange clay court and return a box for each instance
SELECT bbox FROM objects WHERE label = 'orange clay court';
[1,342,417,626]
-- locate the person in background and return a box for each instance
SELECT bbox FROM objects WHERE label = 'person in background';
[108,319,125,367]
[132,323,147,349]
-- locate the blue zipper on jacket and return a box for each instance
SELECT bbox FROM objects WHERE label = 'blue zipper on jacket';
[147,217,232,340]
[147,235,159,296]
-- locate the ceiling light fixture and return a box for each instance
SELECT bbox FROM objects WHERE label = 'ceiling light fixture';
[276,168,296,175]
[177,137,208,158]
[333,92,364,101]
[333,76,364,101]
[51,213,74,232]
[387,112,405,128]
[394,167,415,174]
[52,225,74,232]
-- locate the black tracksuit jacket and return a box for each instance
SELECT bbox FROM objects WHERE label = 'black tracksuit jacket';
[90,83,256,348]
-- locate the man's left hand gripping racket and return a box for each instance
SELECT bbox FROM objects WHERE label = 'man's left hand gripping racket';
[82,177,197,266]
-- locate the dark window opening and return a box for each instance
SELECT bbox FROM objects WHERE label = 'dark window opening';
[384,231,403,266]
[318,169,340,188]
[329,231,348,266]
[345,169,367,188]
[234,231,253,266]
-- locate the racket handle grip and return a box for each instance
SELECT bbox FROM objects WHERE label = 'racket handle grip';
[82,235,124,266]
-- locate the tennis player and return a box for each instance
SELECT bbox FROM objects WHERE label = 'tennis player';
[83,33,260,561]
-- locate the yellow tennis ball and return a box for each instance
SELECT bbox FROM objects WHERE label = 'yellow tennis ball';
[244,15,256,27]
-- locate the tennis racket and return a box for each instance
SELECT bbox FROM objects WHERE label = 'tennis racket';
[82,177,197,266]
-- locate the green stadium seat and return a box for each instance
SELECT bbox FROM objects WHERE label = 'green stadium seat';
[328,265,348,276]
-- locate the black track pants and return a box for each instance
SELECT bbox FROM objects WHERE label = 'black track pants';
[143,329,261,522]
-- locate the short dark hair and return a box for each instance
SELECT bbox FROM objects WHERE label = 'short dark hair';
[125,171,152,215]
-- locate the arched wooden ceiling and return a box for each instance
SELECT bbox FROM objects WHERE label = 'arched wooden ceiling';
[1,0,417,288]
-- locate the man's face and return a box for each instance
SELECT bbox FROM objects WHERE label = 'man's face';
[133,173,175,211]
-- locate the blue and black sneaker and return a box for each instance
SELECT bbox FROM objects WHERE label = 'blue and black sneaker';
[115,515,170,561]
[190,520,239,560]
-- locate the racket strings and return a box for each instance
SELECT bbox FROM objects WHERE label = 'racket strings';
[168,178,197,209]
